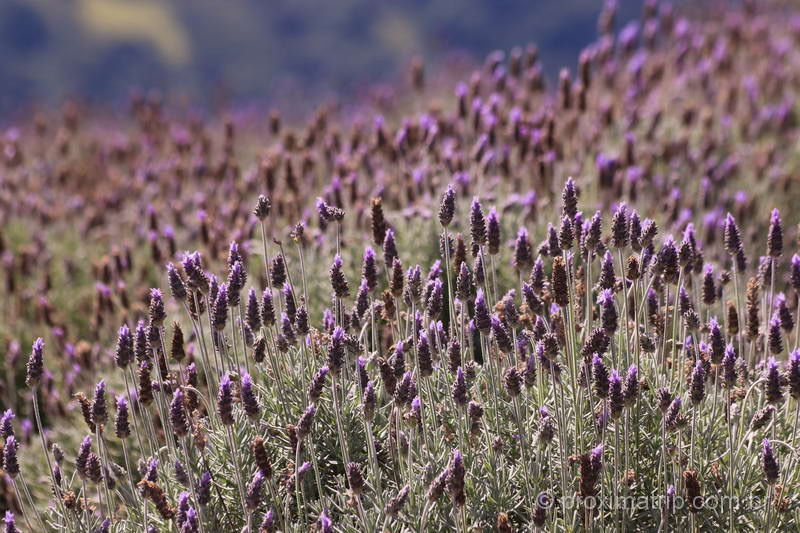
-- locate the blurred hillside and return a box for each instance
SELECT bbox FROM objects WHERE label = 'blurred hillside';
[0,0,643,114]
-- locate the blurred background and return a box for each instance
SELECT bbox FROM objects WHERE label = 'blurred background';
[0,0,646,115]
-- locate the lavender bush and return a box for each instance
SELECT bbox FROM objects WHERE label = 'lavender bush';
[2,1,800,531]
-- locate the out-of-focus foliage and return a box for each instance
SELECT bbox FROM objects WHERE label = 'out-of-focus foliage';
[0,0,642,113]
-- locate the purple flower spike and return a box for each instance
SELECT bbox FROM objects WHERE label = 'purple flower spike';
[487,207,501,254]
[439,184,456,228]
[115,396,130,440]
[690,360,706,404]
[0,410,14,441]
[768,315,783,355]
[218,374,234,425]
[227,261,247,307]
[115,324,134,368]
[514,227,533,271]
[212,284,229,331]
[198,472,212,506]
[395,371,417,407]
[91,380,107,426]
[170,388,190,437]
[245,470,265,511]
[474,289,491,332]
[261,289,276,326]
[362,247,378,291]
[791,255,800,293]
[316,197,332,221]
[767,208,783,258]
[447,449,466,506]
[623,365,639,405]
[763,438,780,485]
[592,354,610,399]
[426,279,443,319]
[25,338,45,387]
[330,254,350,298]
[254,195,271,220]
[764,357,784,404]
[3,436,19,478]
[309,366,330,402]
[609,369,624,419]
[723,213,743,256]
[148,288,166,326]
[166,263,187,301]
[4,510,19,533]
[611,203,629,248]
[260,510,275,532]
[470,197,486,247]
[76,435,92,479]
[383,229,398,266]
[318,510,333,533]
[327,326,346,376]
[591,443,604,463]
[241,373,261,420]
[297,404,317,440]
[562,177,578,219]
[597,289,618,334]
[789,350,800,400]
[452,367,468,406]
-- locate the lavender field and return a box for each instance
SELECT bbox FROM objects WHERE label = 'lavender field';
[3,1,800,531]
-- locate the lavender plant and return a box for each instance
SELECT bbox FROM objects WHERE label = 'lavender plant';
[2,2,800,532]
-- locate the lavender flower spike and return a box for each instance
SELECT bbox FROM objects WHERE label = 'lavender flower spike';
[0,410,15,440]
[170,388,190,437]
[148,288,167,326]
[217,374,234,425]
[439,184,456,227]
[764,357,784,405]
[763,438,780,485]
[167,263,187,301]
[4,510,19,533]
[592,354,610,399]
[115,324,134,368]
[487,207,501,255]
[241,373,261,420]
[330,254,350,298]
[689,360,706,404]
[767,208,783,258]
[245,470,265,511]
[115,396,130,439]
[91,380,107,427]
[25,338,45,387]
[3,436,19,478]
[318,509,333,533]
[470,197,486,246]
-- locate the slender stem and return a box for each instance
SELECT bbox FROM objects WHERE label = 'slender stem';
[95,429,115,518]
[82,478,90,528]
[179,437,207,533]
[152,334,178,460]
[295,440,304,524]
[14,474,47,532]
[365,418,383,508]
[765,484,773,533]
[442,227,457,336]
[123,367,151,457]
[122,439,147,530]
[793,302,800,351]
[727,392,735,533]
[31,388,67,522]
[237,304,251,375]
[331,375,351,466]
[306,437,326,509]
[513,395,532,511]
[224,425,249,529]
